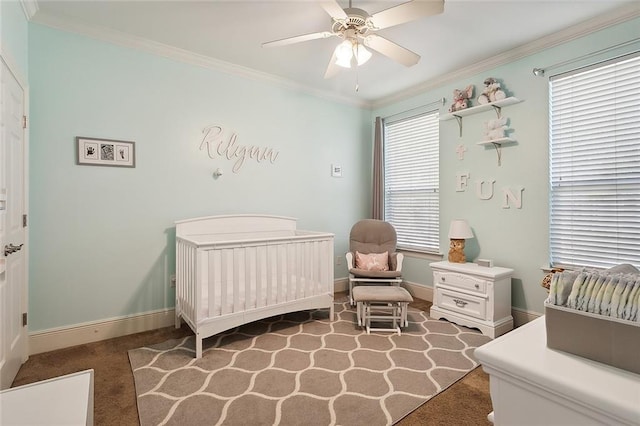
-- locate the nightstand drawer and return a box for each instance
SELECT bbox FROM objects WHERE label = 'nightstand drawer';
[434,271,487,294]
[436,288,486,320]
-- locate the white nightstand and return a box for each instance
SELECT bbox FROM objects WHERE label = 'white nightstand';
[429,261,513,338]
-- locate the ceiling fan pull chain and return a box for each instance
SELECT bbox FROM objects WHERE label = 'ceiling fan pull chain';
[355,63,359,92]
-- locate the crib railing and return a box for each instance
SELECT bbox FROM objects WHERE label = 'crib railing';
[175,239,199,328]
[176,235,333,326]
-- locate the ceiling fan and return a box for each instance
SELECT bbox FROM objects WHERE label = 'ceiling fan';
[262,0,445,79]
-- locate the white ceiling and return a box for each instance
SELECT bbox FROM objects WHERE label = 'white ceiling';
[30,0,638,106]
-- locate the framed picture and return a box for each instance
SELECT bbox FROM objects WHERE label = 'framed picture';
[76,137,136,168]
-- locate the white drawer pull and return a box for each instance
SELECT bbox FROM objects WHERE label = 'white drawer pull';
[453,299,468,308]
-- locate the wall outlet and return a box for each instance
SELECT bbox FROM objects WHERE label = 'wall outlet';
[335,256,343,266]
[170,274,176,287]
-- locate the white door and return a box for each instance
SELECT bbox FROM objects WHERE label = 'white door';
[0,57,28,390]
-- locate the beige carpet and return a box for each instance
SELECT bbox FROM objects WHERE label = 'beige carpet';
[129,299,490,425]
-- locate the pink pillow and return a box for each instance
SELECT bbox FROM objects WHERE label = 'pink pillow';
[355,251,389,272]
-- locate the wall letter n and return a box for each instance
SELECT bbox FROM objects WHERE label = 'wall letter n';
[502,186,525,209]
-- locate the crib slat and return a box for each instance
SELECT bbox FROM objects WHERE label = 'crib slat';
[266,245,273,307]
[246,246,254,310]
[220,249,229,315]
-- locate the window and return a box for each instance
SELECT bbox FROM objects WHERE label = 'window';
[383,110,439,253]
[549,53,640,269]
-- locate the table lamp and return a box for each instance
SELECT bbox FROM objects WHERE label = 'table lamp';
[448,219,474,263]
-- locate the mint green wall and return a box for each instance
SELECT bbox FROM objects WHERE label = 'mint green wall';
[24,14,640,331]
[28,24,371,331]
[374,17,640,315]
[1,0,29,76]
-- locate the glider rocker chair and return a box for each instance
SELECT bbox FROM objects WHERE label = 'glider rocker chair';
[345,219,404,306]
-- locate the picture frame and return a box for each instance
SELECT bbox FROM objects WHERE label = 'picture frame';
[76,137,136,168]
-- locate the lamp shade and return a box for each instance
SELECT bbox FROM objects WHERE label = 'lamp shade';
[335,40,353,68]
[335,40,372,68]
[448,219,474,239]
[354,44,372,65]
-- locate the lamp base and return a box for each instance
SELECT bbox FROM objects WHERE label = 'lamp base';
[448,238,466,263]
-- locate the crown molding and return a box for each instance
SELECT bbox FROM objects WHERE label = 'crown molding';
[372,2,640,109]
[26,1,639,111]
[20,0,39,20]
[29,12,371,109]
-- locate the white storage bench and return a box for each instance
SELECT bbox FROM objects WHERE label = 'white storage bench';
[352,286,413,335]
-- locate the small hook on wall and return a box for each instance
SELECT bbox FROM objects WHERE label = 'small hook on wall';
[213,168,223,179]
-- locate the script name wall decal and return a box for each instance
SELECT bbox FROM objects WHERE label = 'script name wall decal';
[200,125,280,173]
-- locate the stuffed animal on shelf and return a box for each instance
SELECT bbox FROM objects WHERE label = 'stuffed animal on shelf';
[477,77,506,105]
[483,116,509,141]
[448,85,474,112]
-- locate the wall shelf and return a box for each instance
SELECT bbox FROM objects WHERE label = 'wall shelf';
[442,97,522,137]
[441,97,522,121]
[476,137,516,146]
[477,138,517,166]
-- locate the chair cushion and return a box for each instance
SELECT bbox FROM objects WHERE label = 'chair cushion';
[355,251,389,272]
[349,219,397,257]
[352,286,413,303]
[350,268,402,278]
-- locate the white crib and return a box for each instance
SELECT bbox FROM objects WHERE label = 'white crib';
[175,214,335,358]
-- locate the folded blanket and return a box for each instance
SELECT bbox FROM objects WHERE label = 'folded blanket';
[587,274,608,313]
[547,272,560,305]
[626,279,640,322]
[607,264,640,274]
[598,275,620,316]
[554,271,579,306]
[610,275,632,319]
[567,272,588,309]
[577,273,600,311]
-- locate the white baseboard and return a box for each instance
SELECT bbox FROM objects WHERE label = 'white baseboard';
[334,277,349,293]
[30,278,352,355]
[512,307,542,328]
[403,280,434,302]
[342,277,539,327]
[28,280,541,355]
[28,308,176,355]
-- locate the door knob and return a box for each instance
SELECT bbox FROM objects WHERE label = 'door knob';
[4,243,23,256]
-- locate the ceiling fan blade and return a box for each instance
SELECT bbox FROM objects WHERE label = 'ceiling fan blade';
[262,31,334,48]
[364,34,420,67]
[324,51,341,79]
[371,0,444,30]
[319,0,347,20]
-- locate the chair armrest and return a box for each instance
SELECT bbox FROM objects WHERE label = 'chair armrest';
[395,253,404,272]
[345,252,354,269]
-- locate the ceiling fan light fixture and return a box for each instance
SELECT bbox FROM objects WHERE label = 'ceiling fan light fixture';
[355,44,372,66]
[335,40,354,68]
[334,40,371,68]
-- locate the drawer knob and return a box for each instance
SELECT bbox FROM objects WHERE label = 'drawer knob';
[453,299,468,308]
[475,283,479,289]
[441,276,445,282]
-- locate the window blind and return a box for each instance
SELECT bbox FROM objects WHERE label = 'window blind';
[383,111,439,252]
[549,53,640,269]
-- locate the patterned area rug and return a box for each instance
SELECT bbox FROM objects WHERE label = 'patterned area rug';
[129,299,490,426]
